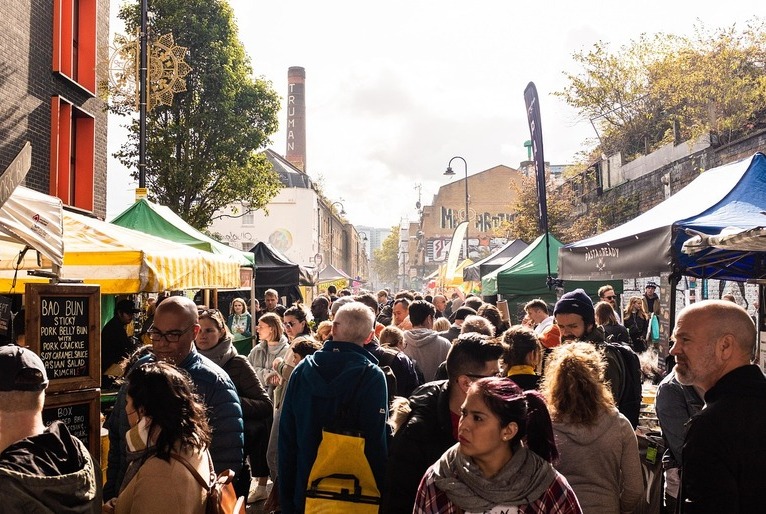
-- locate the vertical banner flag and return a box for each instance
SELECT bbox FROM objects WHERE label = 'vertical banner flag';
[443,221,468,289]
[523,82,548,235]
[524,82,553,285]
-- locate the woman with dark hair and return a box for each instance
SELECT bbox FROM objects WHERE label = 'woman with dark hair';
[247,312,289,402]
[414,377,581,513]
[623,295,649,353]
[542,342,643,513]
[282,304,313,340]
[197,309,273,503]
[500,326,543,390]
[106,361,212,513]
[477,303,510,336]
[594,301,631,345]
[272,305,314,411]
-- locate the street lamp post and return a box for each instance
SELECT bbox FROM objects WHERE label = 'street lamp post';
[444,156,469,259]
[329,202,345,266]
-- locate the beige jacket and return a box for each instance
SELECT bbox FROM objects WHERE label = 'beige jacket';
[553,407,644,513]
[114,449,210,514]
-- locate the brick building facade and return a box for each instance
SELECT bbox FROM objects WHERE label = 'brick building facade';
[410,165,525,279]
[1,0,109,217]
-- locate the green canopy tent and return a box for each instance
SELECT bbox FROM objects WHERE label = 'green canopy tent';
[110,199,254,267]
[482,234,622,321]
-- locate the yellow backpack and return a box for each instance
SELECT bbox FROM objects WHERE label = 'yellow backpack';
[304,368,381,513]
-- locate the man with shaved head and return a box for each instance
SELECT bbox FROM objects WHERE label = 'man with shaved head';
[670,300,766,512]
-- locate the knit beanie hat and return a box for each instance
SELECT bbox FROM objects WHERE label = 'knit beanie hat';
[553,288,595,327]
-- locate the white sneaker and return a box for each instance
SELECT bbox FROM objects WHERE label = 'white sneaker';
[248,485,268,503]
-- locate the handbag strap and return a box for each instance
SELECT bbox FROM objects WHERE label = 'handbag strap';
[170,452,212,491]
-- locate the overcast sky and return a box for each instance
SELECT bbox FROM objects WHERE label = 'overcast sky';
[106,1,758,229]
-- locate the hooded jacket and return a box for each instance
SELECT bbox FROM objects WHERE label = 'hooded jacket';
[278,340,389,514]
[0,421,101,513]
[553,407,643,513]
[402,328,451,382]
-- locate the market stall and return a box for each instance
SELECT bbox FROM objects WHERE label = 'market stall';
[0,210,242,294]
[110,198,254,267]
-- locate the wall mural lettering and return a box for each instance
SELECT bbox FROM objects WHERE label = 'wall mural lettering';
[440,206,514,231]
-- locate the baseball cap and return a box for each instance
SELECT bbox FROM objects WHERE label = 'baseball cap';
[116,299,141,314]
[646,281,658,289]
[0,345,49,391]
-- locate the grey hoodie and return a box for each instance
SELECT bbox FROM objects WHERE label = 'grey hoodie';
[553,407,643,513]
[403,328,451,382]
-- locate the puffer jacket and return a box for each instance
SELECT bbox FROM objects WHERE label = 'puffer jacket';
[104,350,243,497]
[384,380,456,514]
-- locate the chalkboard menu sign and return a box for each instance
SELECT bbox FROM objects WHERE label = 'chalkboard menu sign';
[26,284,101,393]
[42,389,101,459]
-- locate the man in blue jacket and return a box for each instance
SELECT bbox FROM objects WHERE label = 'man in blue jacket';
[104,296,243,498]
[278,302,389,513]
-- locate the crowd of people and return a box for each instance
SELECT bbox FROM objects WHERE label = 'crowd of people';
[1,283,765,514]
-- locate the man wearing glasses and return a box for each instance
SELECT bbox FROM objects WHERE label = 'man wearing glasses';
[598,285,622,323]
[384,333,503,513]
[103,296,244,500]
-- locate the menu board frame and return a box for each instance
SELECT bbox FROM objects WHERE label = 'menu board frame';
[26,284,101,393]
[42,389,101,460]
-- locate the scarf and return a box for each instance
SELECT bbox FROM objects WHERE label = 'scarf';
[198,335,238,368]
[120,416,156,493]
[433,443,557,511]
[506,365,537,376]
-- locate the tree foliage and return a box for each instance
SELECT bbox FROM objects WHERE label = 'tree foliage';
[557,18,766,160]
[372,226,400,287]
[114,0,282,229]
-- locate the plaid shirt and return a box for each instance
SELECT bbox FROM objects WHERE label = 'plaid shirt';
[414,464,582,514]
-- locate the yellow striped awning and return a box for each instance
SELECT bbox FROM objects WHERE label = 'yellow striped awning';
[0,211,241,294]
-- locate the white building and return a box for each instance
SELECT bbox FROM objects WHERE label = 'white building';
[208,149,368,281]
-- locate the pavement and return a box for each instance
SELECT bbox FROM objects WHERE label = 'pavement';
[245,480,273,514]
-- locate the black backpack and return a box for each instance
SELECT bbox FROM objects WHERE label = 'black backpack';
[603,339,642,428]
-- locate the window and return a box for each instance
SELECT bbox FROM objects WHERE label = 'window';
[53,0,97,93]
[50,96,95,211]
[242,212,254,226]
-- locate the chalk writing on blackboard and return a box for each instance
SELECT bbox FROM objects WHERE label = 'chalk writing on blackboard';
[38,297,90,379]
[42,402,90,448]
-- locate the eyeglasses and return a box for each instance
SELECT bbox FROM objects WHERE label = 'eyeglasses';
[146,324,195,343]
[605,295,616,300]
[284,321,302,329]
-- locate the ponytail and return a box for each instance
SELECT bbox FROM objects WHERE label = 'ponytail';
[523,390,558,464]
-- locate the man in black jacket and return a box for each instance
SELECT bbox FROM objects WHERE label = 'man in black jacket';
[671,300,766,512]
[383,333,503,513]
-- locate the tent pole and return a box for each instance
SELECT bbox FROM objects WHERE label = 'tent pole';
[668,273,679,348]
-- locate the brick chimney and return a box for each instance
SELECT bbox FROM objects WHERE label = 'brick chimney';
[286,66,306,171]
